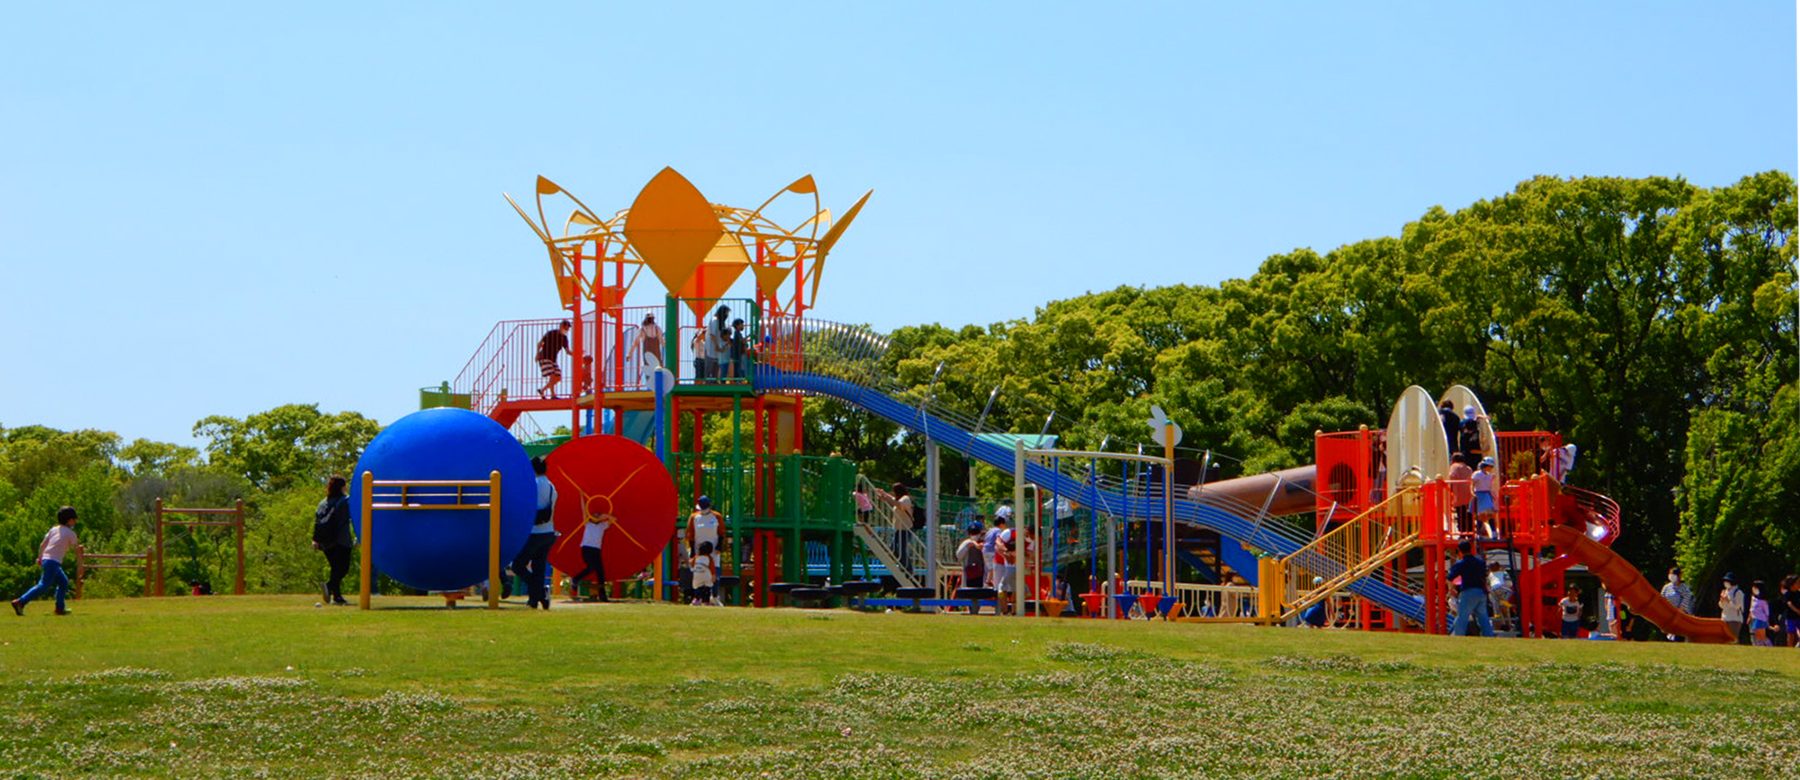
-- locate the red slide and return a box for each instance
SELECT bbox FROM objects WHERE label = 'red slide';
[1548,525,1736,644]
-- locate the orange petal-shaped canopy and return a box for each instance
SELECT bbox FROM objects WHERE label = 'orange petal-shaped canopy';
[624,168,723,296]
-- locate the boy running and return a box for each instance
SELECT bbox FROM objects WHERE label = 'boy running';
[11,507,79,616]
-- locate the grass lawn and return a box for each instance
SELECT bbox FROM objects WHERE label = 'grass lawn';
[2,596,1798,779]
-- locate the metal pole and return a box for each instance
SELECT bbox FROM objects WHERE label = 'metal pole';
[234,498,246,595]
[1014,439,1026,618]
[926,441,939,596]
[153,497,164,597]
[359,472,374,610]
[1163,423,1175,596]
[488,470,502,610]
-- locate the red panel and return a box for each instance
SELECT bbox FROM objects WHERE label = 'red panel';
[546,434,678,582]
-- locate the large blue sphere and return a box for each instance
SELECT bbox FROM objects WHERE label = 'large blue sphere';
[350,408,535,592]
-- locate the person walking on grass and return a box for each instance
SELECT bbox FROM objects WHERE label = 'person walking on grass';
[1719,573,1746,644]
[1659,567,1694,641]
[11,507,79,617]
[312,476,355,606]
[1448,540,1494,637]
[510,457,558,610]
[536,320,572,398]
[1782,575,1800,648]
[1748,580,1773,647]
[567,512,614,603]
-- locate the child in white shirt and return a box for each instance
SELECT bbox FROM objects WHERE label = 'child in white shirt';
[567,513,613,603]
[691,541,717,606]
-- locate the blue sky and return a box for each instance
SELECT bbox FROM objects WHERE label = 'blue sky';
[1,3,1794,447]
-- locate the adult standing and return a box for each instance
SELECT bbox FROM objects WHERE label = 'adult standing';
[887,484,917,572]
[510,457,558,610]
[636,314,664,370]
[687,496,725,569]
[1437,400,1460,457]
[536,320,572,398]
[10,507,79,617]
[728,318,749,380]
[1780,574,1800,648]
[1718,572,1746,644]
[1448,540,1494,637]
[707,305,732,379]
[1447,455,1475,534]
[1660,567,1694,641]
[1457,406,1485,464]
[983,505,1010,587]
[312,476,355,606]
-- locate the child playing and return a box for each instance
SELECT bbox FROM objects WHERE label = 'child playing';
[1558,586,1583,639]
[852,485,874,525]
[690,540,717,606]
[11,507,79,617]
[567,512,613,602]
[1749,580,1772,647]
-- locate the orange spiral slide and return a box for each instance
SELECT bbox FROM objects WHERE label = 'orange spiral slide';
[1547,524,1736,644]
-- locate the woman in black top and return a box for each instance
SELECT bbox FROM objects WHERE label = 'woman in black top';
[312,475,355,605]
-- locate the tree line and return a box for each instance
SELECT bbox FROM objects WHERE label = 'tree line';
[803,172,1797,586]
[3,172,1793,598]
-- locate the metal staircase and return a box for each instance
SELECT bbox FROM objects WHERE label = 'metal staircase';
[1278,488,1425,621]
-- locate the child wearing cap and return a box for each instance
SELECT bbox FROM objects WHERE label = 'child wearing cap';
[1469,457,1498,537]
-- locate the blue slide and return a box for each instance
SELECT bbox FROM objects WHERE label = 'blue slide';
[757,367,1426,624]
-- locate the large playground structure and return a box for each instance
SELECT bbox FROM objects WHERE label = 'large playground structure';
[374,167,1733,643]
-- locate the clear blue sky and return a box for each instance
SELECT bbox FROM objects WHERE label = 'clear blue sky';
[2,3,1794,448]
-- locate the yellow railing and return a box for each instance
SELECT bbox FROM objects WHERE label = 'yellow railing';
[1276,487,1423,620]
[1126,580,1258,620]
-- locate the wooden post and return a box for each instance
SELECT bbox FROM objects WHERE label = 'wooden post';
[233,498,246,595]
[488,470,502,610]
[75,548,85,600]
[359,471,374,610]
[153,497,165,597]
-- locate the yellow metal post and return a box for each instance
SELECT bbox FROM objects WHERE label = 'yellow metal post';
[1163,422,1175,595]
[488,470,502,609]
[1257,557,1285,625]
[359,471,374,611]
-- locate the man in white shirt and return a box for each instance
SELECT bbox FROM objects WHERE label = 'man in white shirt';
[11,506,79,616]
[687,496,725,566]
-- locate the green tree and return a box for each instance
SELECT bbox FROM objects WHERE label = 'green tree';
[193,404,380,490]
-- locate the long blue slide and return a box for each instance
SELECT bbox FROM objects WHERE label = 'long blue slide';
[758,367,1427,624]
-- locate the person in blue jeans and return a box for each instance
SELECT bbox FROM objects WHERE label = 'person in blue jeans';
[11,506,80,617]
[1448,539,1494,637]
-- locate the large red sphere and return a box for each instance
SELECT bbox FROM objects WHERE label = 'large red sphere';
[545,435,678,582]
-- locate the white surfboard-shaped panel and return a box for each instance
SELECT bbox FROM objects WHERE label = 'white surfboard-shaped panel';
[1386,385,1450,496]
[1439,384,1499,468]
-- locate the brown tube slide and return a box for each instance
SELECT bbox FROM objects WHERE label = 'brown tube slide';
[1186,466,1317,517]
[1548,525,1735,644]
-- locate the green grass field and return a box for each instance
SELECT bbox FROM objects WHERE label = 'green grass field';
[2,596,1797,779]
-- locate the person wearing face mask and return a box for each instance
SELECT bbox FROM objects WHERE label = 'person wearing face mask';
[1659,567,1694,642]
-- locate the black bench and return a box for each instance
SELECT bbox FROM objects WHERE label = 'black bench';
[893,587,935,612]
[839,580,885,610]
[953,587,998,615]
[788,587,833,608]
